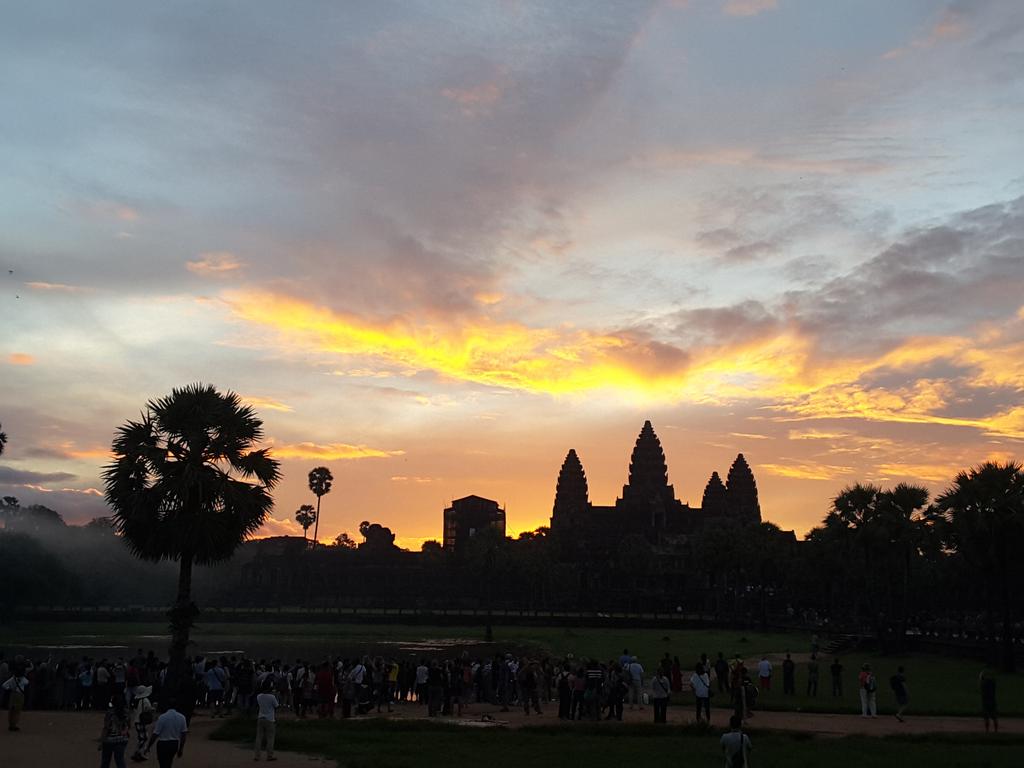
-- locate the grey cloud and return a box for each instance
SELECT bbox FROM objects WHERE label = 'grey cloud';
[0,466,78,484]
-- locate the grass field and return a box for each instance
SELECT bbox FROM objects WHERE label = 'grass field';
[3,620,1019,717]
[211,717,1024,768]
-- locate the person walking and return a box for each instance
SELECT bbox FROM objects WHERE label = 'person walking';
[830,658,843,697]
[650,667,670,724]
[129,684,155,763]
[98,692,131,768]
[890,666,909,722]
[858,663,877,718]
[720,714,752,768]
[690,663,711,724]
[144,702,188,768]
[979,670,998,733]
[255,680,279,762]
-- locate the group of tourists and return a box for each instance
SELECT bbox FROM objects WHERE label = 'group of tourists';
[0,642,1005,767]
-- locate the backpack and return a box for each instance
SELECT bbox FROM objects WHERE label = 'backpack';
[138,697,154,725]
[865,674,877,693]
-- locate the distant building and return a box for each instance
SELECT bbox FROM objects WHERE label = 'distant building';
[443,494,506,553]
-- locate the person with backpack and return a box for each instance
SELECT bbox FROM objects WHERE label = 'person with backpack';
[890,666,909,722]
[720,713,752,768]
[129,684,155,762]
[858,663,877,717]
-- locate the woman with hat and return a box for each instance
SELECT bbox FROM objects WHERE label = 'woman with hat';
[129,684,154,762]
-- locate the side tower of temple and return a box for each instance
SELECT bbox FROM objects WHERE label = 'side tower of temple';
[725,453,761,525]
[700,471,729,517]
[550,448,591,531]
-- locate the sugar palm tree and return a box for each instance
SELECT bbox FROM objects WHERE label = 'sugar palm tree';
[0,422,7,457]
[103,383,280,699]
[937,461,1024,671]
[307,466,333,547]
[295,504,316,541]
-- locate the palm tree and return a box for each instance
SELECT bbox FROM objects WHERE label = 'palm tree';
[0,422,7,457]
[295,504,316,541]
[307,466,333,547]
[876,483,930,649]
[103,383,280,700]
[937,461,1024,671]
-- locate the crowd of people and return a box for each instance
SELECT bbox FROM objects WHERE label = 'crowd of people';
[0,642,1004,766]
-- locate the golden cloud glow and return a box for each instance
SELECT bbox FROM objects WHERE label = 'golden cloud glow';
[270,441,405,460]
[222,290,1024,439]
[25,281,89,293]
[8,353,35,366]
[760,462,854,481]
[242,395,294,413]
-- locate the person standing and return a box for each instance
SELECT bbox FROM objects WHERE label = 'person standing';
[720,714,752,768]
[98,692,131,768]
[690,663,711,724]
[858,664,877,718]
[756,656,772,692]
[979,670,998,733]
[627,657,645,710]
[145,702,188,768]
[255,680,279,762]
[714,653,729,695]
[314,662,335,719]
[2,667,29,732]
[890,666,908,722]
[830,658,843,697]
[782,653,795,695]
[650,667,670,724]
[806,654,819,697]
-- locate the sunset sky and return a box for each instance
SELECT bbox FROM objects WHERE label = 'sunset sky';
[3,1,1024,548]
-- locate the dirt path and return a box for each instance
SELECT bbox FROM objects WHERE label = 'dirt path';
[1,703,1017,767]
[0,711,332,767]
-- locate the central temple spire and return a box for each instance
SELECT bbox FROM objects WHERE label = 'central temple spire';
[620,420,676,510]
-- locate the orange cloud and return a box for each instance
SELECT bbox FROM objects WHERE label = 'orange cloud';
[391,476,436,484]
[186,251,244,276]
[760,462,854,481]
[269,441,405,460]
[242,395,294,413]
[882,8,967,59]
[8,353,35,366]
[442,82,501,106]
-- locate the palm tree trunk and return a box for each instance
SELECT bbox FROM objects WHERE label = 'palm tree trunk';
[312,495,322,548]
[166,554,195,706]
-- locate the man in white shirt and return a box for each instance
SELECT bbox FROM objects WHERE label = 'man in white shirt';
[627,657,644,709]
[3,671,30,731]
[145,703,188,767]
[255,682,279,762]
[415,661,429,704]
[720,714,752,767]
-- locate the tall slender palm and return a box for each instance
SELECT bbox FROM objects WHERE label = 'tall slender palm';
[295,504,316,541]
[877,483,930,649]
[103,383,280,699]
[937,461,1024,671]
[0,422,7,457]
[307,466,333,547]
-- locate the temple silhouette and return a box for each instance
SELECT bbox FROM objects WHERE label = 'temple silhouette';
[550,420,760,545]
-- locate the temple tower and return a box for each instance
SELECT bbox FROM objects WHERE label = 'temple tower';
[701,471,728,516]
[619,420,677,528]
[551,448,591,530]
[725,453,761,525]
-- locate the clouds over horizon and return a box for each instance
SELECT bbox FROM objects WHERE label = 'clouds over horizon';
[2,1,1023,539]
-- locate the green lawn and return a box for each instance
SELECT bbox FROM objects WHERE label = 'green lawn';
[3,621,1019,716]
[212,717,1024,768]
